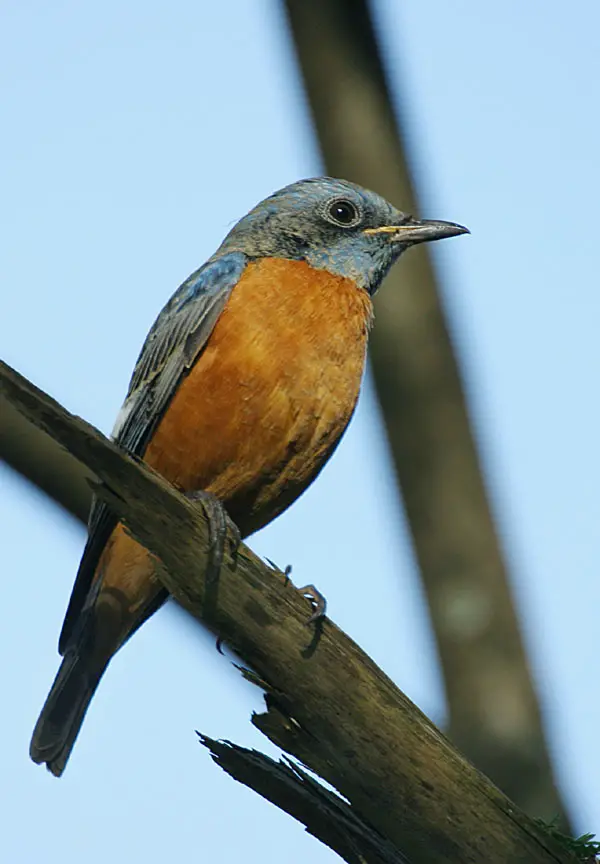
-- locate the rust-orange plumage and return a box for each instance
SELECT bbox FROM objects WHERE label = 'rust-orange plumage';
[30,177,467,775]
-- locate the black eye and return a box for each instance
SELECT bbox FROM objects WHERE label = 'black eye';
[326,198,361,227]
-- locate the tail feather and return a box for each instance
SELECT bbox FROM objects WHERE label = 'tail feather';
[30,646,107,777]
[31,590,133,776]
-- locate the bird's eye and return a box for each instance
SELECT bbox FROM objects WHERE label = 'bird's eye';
[325,198,361,228]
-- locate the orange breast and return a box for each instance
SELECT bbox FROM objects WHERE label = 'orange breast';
[143,256,373,535]
[94,257,373,639]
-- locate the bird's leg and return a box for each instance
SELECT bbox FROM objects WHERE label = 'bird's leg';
[185,490,241,584]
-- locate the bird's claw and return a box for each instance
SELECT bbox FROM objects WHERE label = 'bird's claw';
[185,489,240,585]
[298,583,326,624]
[265,559,293,586]
[263,561,325,624]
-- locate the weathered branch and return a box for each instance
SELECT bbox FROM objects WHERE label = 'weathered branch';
[0,393,90,523]
[0,357,577,863]
[198,735,406,864]
[283,0,569,827]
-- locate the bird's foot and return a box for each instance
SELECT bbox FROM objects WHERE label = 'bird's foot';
[266,559,293,586]
[297,583,327,624]
[264,562,326,624]
[185,490,241,585]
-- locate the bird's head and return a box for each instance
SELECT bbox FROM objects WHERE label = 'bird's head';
[217,177,468,295]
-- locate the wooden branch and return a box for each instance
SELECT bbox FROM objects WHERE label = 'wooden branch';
[0,394,90,523]
[0,357,577,864]
[283,0,569,827]
[198,735,406,864]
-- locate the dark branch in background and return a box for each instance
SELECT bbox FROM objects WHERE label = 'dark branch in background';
[283,0,570,827]
[0,358,578,864]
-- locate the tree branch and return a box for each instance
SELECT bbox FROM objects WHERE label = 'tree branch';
[0,357,577,864]
[198,735,406,864]
[0,393,90,523]
[283,0,569,826]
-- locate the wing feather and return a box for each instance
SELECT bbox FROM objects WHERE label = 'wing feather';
[58,251,247,653]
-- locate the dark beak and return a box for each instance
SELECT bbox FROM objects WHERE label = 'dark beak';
[365,218,469,245]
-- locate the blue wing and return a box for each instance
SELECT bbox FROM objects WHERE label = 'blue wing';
[58,251,248,653]
[114,250,247,454]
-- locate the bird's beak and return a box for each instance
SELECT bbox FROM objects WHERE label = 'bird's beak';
[364,218,469,245]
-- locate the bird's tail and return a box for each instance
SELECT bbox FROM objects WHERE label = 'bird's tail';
[30,612,114,777]
[30,645,108,777]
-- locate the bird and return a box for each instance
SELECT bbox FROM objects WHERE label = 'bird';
[30,177,468,776]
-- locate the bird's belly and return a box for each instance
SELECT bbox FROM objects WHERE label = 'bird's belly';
[143,258,372,537]
[211,365,362,536]
[143,329,365,537]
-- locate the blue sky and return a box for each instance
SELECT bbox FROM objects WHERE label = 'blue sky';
[1,1,599,861]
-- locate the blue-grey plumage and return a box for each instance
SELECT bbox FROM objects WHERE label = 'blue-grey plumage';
[218,177,466,292]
